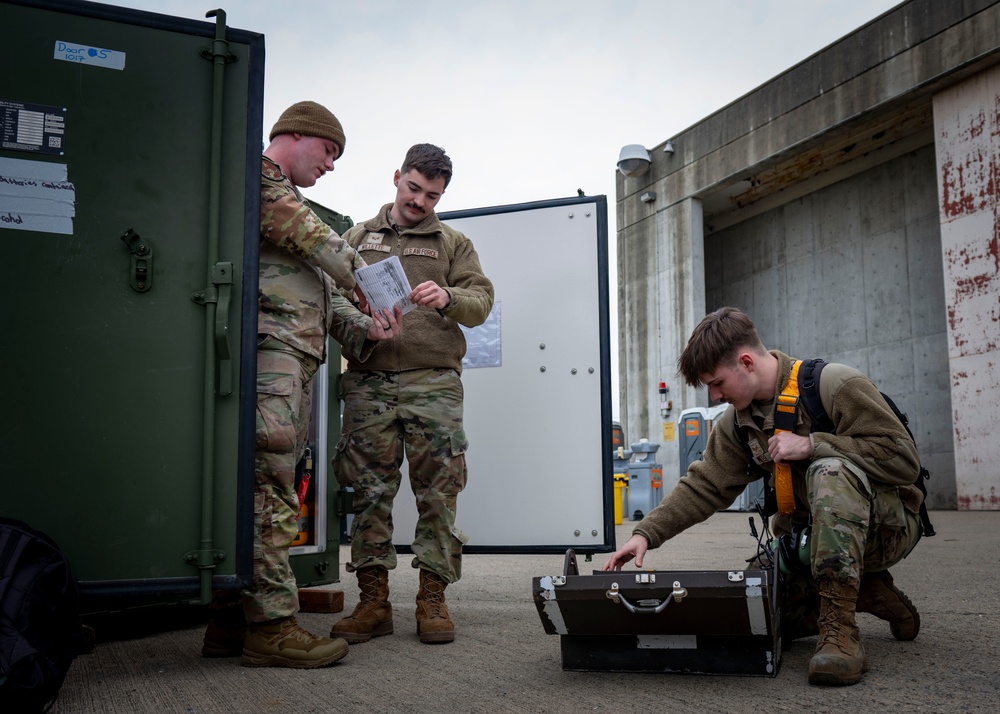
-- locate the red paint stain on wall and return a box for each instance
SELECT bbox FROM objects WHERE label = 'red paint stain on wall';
[957,486,1000,510]
[939,109,996,220]
[940,204,1000,352]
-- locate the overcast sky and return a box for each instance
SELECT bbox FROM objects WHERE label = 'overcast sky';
[110,0,903,220]
[112,0,902,416]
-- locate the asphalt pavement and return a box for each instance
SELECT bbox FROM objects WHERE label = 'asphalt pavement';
[53,510,997,713]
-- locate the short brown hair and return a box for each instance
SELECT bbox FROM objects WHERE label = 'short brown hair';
[401,143,453,189]
[677,307,767,387]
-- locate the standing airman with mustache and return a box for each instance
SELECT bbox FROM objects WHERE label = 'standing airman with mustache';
[331,144,494,647]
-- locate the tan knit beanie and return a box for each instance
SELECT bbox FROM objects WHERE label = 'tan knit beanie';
[269,101,346,156]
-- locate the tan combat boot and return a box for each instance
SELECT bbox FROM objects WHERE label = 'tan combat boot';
[331,566,394,643]
[857,569,920,640]
[241,616,349,668]
[415,569,455,644]
[808,580,868,686]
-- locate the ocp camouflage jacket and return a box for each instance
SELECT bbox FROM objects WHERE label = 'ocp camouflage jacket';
[258,156,372,362]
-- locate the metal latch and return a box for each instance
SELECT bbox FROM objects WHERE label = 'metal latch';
[334,488,355,517]
[120,228,153,292]
[191,261,234,396]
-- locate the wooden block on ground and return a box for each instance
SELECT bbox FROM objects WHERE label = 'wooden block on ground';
[298,588,344,613]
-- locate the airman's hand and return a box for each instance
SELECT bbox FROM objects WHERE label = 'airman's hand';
[601,534,650,571]
[367,306,403,341]
[767,431,812,465]
[409,280,450,310]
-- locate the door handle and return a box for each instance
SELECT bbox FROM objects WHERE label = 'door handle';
[120,228,153,292]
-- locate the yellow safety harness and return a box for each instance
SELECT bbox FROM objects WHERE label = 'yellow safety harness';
[773,359,802,515]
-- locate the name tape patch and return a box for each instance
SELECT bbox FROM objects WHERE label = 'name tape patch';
[403,247,439,258]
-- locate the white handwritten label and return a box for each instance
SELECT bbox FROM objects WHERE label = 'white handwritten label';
[53,40,126,71]
[0,157,75,235]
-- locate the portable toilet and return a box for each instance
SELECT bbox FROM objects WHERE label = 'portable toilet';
[627,440,662,520]
[679,407,713,477]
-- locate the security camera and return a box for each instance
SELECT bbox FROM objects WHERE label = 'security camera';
[617,144,651,178]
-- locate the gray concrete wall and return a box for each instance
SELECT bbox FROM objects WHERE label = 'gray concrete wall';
[704,144,955,508]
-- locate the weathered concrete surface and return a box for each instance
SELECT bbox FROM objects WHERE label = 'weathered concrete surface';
[934,64,1000,511]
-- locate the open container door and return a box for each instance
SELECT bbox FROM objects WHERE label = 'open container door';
[386,195,615,555]
[0,0,263,610]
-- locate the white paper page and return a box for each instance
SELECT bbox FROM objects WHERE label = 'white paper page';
[354,255,416,315]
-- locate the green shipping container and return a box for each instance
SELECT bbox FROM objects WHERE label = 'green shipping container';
[0,0,265,609]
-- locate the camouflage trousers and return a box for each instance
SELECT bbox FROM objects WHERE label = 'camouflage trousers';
[334,368,469,583]
[755,456,922,636]
[243,337,318,622]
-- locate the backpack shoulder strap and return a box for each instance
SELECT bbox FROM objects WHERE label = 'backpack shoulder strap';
[798,358,835,433]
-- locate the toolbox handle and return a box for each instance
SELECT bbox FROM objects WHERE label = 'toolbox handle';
[606,580,688,614]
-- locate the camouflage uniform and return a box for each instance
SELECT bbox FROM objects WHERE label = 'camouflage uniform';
[632,351,924,632]
[334,205,493,583]
[247,157,376,622]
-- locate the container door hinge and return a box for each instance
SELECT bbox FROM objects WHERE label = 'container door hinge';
[120,228,153,292]
[184,548,226,570]
[191,261,234,395]
[199,46,239,63]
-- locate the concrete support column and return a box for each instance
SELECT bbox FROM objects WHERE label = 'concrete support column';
[621,197,706,485]
[933,66,1000,510]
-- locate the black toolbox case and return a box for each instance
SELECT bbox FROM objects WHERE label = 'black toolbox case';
[532,550,782,676]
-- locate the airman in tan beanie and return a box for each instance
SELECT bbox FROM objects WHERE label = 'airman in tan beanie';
[201,101,402,670]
